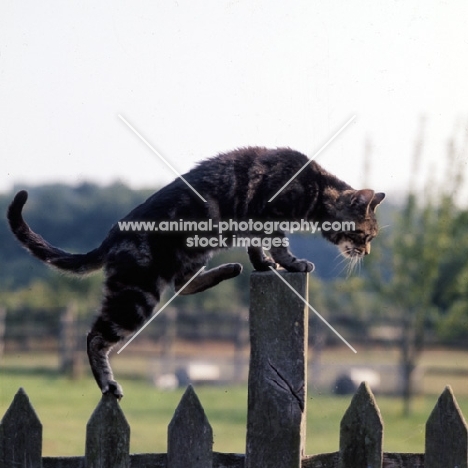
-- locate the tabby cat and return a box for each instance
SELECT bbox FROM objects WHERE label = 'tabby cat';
[7,147,385,399]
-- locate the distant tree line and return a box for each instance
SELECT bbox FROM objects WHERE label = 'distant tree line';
[1,140,468,416]
[1,177,468,350]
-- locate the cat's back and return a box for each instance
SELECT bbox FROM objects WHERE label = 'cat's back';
[194,146,309,174]
[120,147,311,222]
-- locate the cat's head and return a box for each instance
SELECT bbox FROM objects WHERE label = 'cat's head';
[322,189,385,261]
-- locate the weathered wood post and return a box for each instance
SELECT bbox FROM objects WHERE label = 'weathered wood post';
[167,385,213,468]
[245,270,308,468]
[426,385,468,468]
[0,388,42,468]
[160,307,177,375]
[59,302,82,379]
[0,307,5,358]
[85,394,130,468]
[233,308,248,383]
[339,381,383,468]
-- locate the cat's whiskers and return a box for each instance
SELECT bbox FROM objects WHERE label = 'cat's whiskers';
[334,250,345,261]
[345,258,354,277]
[345,253,362,278]
[335,251,357,277]
[331,250,352,274]
[349,259,358,277]
[336,261,351,277]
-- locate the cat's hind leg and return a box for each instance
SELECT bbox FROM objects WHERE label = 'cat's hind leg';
[175,263,242,295]
[87,323,124,399]
[87,276,160,399]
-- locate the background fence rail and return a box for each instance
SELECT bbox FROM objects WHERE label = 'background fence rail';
[1,271,467,467]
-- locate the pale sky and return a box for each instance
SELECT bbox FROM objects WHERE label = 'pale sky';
[1,1,467,200]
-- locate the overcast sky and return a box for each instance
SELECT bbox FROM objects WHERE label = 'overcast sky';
[1,1,467,200]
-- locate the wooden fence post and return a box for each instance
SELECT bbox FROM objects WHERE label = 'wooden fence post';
[85,395,130,468]
[59,303,82,379]
[167,385,213,468]
[339,381,383,468]
[160,307,177,375]
[0,307,5,358]
[425,385,468,468]
[245,270,308,468]
[233,308,248,383]
[0,388,42,468]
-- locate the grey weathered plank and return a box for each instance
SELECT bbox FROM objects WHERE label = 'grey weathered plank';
[245,271,308,468]
[339,381,383,468]
[213,452,245,468]
[426,385,468,468]
[43,454,168,468]
[40,451,426,468]
[303,452,339,467]
[43,457,84,468]
[42,453,245,468]
[129,453,166,468]
[85,394,130,468]
[0,387,42,468]
[167,385,213,468]
[383,453,424,467]
[302,452,425,468]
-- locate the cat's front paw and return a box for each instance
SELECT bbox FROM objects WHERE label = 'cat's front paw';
[102,380,124,401]
[252,258,277,271]
[284,259,315,273]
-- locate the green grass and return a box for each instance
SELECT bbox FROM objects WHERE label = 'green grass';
[306,391,432,454]
[1,351,468,457]
[0,366,248,456]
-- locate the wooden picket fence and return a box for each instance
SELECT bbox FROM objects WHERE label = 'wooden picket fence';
[1,271,467,468]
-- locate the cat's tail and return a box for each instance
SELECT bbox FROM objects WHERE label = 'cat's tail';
[7,190,106,275]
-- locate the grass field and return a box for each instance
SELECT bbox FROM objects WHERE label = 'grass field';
[1,348,468,457]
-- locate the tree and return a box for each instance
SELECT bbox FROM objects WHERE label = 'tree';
[432,204,468,343]
[366,126,466,415]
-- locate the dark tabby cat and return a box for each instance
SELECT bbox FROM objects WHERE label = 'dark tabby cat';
[7,147,385,399]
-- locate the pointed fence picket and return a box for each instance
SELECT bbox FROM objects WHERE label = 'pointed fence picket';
[0,388,42,468]
[425,385,468,468]
[168,386,213,468]
[339,381,383,468]
[1,271,467,467]
[85,393,130,468]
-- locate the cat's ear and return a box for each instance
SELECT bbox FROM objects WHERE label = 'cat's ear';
[350,189,375,207]
[370,192,385,211]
